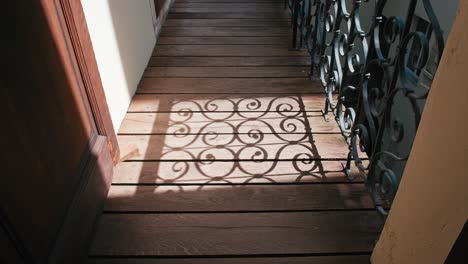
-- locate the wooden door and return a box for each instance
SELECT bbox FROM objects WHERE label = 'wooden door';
[1,1,117,263]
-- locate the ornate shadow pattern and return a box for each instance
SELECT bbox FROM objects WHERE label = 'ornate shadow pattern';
[288,0,445,215]
[155,95,329,186]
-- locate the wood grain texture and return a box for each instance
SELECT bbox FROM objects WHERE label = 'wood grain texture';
[149,56,310,66]
[104,184,374,211]
[170,7,284,13]
[160,27,290,37]
[118,112,340,134]
[177,0,284,2]
[87,255,370,264]
[89,212,382,256]
[172,3,284,9]
[112,160,366,184]
[143,66,310,78]
[176,0,283,2]
[168,12,290,19]
[154,45,308,56]
[157,36,290,45]
[128,94,326,112]
[89,0,380,260]
[116,134,349,161]
[138,78,322,94]
[164,19,289,27]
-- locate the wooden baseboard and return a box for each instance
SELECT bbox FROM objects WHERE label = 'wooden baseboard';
[49,135,113,263]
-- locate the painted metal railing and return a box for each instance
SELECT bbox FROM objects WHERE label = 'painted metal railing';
[287,0,445,216]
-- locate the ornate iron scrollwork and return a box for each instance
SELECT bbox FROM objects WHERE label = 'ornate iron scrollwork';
[288,0,445,216]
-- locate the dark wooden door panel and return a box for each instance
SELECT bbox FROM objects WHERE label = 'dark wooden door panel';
[1,1,114,262]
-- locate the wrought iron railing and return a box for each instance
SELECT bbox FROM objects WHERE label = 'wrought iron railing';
[287,0,445,216]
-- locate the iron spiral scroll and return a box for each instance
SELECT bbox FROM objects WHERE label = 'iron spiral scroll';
[288,0,445,216]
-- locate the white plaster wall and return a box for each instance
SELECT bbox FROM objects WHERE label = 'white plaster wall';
[81,0,157,131]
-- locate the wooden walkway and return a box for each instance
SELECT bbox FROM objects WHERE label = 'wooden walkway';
[88,0,382,263]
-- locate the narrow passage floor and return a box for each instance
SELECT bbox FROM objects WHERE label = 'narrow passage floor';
[88,1,382,263]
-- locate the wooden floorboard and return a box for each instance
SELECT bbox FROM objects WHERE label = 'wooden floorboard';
[172,3,284,9]
[127,94,326,112]
[89,1,378,261]
[137,78,322,94]
[157,36,290,45]
[177,0,284,2]
[168,12,290,19]
[89,212,382,256]
[143,66,309,78]
[118,112,340,134]
[170,7,285,13]
[164,19,290,27]
[154,45,307,56]
[104,184,374,212]
[116,134,349,161]
[148,56,309,66]
[88,255,371,264]
[112,160,366,184]
[160,27,290,37]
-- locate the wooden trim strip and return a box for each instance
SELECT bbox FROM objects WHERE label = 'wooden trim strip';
[59,0,120,163]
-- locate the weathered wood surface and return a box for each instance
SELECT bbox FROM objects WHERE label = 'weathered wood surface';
[160,27,291,37]
[143,66,310,78]
[164,19,290,27]
[128,94,326,112]
[112,160,366,184]
[138,78,322,94]
[105,184,374,211]
[118,112,340,134]
[116,134,349,161]
[90,212,382,256]
[168,12,290,19]
[153,45,308,56]
[157,36,290,45]
[89,0,378,262]
[88,255,371,264]
[149,56,309,66]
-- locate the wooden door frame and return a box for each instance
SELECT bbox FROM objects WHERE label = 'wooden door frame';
[1,0,119,262]
[48,0,120,261]
[58,0,120,164]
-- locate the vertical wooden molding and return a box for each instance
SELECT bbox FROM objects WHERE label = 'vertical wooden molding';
[59,0,120,164]
[371,2,468,263]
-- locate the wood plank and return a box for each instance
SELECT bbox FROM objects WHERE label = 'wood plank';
[177,0,284,3]
[118,112,339,134]
[88,255,371,264]
[116,134,349,161]
[137,78,322,94]
[172,3,284,8]
[153,45,310,58]
[149,56,310,66]
[143,67,309,78]
[164,19,289,27]
[157,36,290,45]
[104,184,374,211]
[128,94,326,112]
[112,160,366,184]
[154,45,307,57]
[89,212,382,256]
[170,7,284,13]
[160,27,290,37]
[168,12,290,19]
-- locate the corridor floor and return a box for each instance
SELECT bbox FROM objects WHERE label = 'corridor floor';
[88,0,382,263]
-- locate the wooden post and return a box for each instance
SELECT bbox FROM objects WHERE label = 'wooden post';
[371,2,468,263]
